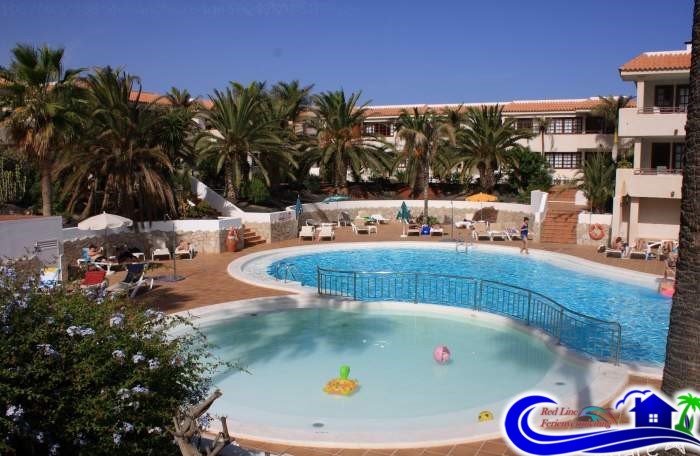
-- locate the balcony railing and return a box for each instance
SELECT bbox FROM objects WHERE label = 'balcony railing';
[316,267,622,364]
[637,106,687,114]
[633,168,683,175]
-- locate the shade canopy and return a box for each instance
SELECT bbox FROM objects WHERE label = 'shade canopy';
[322,195,351,203]
[465,193,498,202]
[396,201,411,222]
[77,212,133,231]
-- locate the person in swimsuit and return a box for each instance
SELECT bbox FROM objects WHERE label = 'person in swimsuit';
[520,217,529,254]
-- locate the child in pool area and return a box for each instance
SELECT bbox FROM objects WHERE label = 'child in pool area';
[520,217,529,254]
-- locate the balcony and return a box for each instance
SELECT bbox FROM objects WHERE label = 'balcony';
[615,168,682,199]
[618,107,687,138]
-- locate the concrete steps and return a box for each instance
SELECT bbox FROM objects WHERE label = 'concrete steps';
[541,188,580,244]
[243,228,266,248]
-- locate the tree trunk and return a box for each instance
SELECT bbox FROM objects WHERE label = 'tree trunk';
[611,129,619,161]
[224,160,237,203]
[40,162,52,216]
[661,0,700,398]
[423,159,430,219]
[479,163,495,193]
[540,131,545,155]
[335,152,347,193]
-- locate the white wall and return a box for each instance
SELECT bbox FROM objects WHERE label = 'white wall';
[577,213,612,224]
[190,177,243,217]
[288,199,532,214]
[0,216,63,263]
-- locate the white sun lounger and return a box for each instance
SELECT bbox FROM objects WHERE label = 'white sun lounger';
[299,225,315,242]
[318,225,335,241]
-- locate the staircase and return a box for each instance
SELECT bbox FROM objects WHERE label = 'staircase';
[540,188,581,244]
[242,227,266,248]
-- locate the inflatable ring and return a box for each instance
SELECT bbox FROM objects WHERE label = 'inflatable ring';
[589,223,605,241]
[478,410,494,422]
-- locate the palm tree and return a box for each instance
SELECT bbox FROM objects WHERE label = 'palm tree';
[662,0,700,403]
[60,67,177,221]
[576,152,615,213]
[394,108,455,218]
[532,116,550,155]
[674,393,700,434]
[309,90,389,193]
[0,44,84,215]
[592,95,632,160]
[457,105,533,193]
[195,82,294,203]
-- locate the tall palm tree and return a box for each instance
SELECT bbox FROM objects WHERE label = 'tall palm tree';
[60,67,177,221]
[662,0,700,402]
[576,151,615,213]
[195,82,294,203]
[592,95,632,160]
[394,108,455,218]
[309,90,389,193]
[532,116,550,155]
[0,44,83,215]
[457,105,533,193]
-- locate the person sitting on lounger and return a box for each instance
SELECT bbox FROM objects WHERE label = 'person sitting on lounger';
[612,236,626,252]
[177,240,190,252]
[87,244,105,262]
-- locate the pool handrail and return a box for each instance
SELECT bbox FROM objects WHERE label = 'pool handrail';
[316,266,622,365]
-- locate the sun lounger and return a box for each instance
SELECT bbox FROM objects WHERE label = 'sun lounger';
[299,225,315,242]
[174,242,195,260]
[430,226,444,236]
[80,270,107,289]
[472,222,490,240]
[505,227,521,240]
[77,247,118,274]
[151,247,171,261]
[629,239,661,260]
[605,248,625,258]
[487,223,508,241]
[407,224,420,236]
[107,263,153,299]
[305,219,320,227]
[371,214,390,224]
[351,223,370,235]
[318,225,335,241]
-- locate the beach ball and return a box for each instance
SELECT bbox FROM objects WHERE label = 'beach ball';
[433,345,451,364]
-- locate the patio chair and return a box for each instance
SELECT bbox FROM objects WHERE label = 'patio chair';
[299,225,316,242]
[406,224,421,236]
[39,266,62,290]
[106,263,153,299]
[174,241,196,260]
[472,222,491,241]
[338,211,353,227]
[371,214,390,224]
[318,225,335,241]
[351,223,370,235]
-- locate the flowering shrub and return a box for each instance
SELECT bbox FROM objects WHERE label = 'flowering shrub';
[0,263,225,455]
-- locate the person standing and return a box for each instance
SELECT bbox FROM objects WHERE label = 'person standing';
[520,217,529,254]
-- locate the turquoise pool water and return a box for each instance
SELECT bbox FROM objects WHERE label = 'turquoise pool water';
[201,307,588,437]
[268,248,670,365]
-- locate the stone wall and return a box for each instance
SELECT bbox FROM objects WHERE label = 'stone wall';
[271,218,298,242]
[577,223,610,246]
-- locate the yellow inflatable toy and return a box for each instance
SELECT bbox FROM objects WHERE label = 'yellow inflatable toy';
[324,365,359,396]
[478,410,495,422]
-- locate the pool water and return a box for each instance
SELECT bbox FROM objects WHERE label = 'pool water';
[268,248,670,365]
[201,307,589,440]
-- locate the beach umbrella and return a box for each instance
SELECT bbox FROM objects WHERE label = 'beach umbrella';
[465,192,498,202]
[396,201,411,237]
[78,212,133,257]
[322,195,350,224]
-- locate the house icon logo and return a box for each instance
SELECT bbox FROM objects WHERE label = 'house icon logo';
[503,388,700,455]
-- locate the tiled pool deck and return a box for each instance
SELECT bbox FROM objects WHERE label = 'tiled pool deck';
[112,224,665,455]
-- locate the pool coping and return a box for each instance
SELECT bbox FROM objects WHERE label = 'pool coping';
[175,295,630,449]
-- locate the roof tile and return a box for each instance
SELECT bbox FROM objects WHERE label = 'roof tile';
[620,52,690,72]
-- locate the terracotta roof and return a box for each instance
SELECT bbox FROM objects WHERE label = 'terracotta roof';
[620,51,691,72]
[365,103,489,118]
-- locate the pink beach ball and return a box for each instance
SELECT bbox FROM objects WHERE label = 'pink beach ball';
[433,345,451,364]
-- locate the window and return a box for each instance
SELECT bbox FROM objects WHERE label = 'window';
[655,85,674,108]
[585,116,614,134]
[515,118,533,131]
[545,152,581,169]
[649,414,658,424]
[363,122,393,136]
[673,143,685,170]
[676,85,690,111]
[651,143,671,169]
[546,118,583,134]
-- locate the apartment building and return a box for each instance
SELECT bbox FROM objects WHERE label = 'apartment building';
[362,98,616,181]
[611,44,689,243]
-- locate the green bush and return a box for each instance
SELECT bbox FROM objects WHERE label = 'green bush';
[184,199,220,219]
[303,175,321,193]
[245,176,270,204]
[505,148,553,195]
[0,262,226,455]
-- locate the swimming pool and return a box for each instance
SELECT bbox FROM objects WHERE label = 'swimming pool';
[191,298,625,446]
[256,245,669,365]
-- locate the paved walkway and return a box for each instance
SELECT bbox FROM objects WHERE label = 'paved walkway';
[107,224,665,455]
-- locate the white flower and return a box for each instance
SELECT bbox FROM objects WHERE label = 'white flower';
[112,350,125,362]
[148,358,160,370]
[127,401,140,410]
[5,405,23,422]
[122,422,134,433]
[144,309,164,321]
[34,431,44,443]
[112,433,122,446]
[49,443,60,455]
[147,426,162,434]
[37,344,58,357]
[171,355,185,367]
[116,388,131,400]
[132,353,145,364]
[66,326,79,337]
[109,313,125,327]
[79,327,95,336]
[67,325,95,337]
[131,385,149,394]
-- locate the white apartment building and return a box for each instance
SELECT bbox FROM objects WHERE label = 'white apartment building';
[362,98,617,181]
[611,44,689,243]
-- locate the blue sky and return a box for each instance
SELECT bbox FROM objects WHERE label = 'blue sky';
[0,0,693,105]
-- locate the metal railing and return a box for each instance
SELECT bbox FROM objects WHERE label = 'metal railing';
[637,106,687,114]
[633,168,683,175]
[272,262,304,283]
[316,267,622,364]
